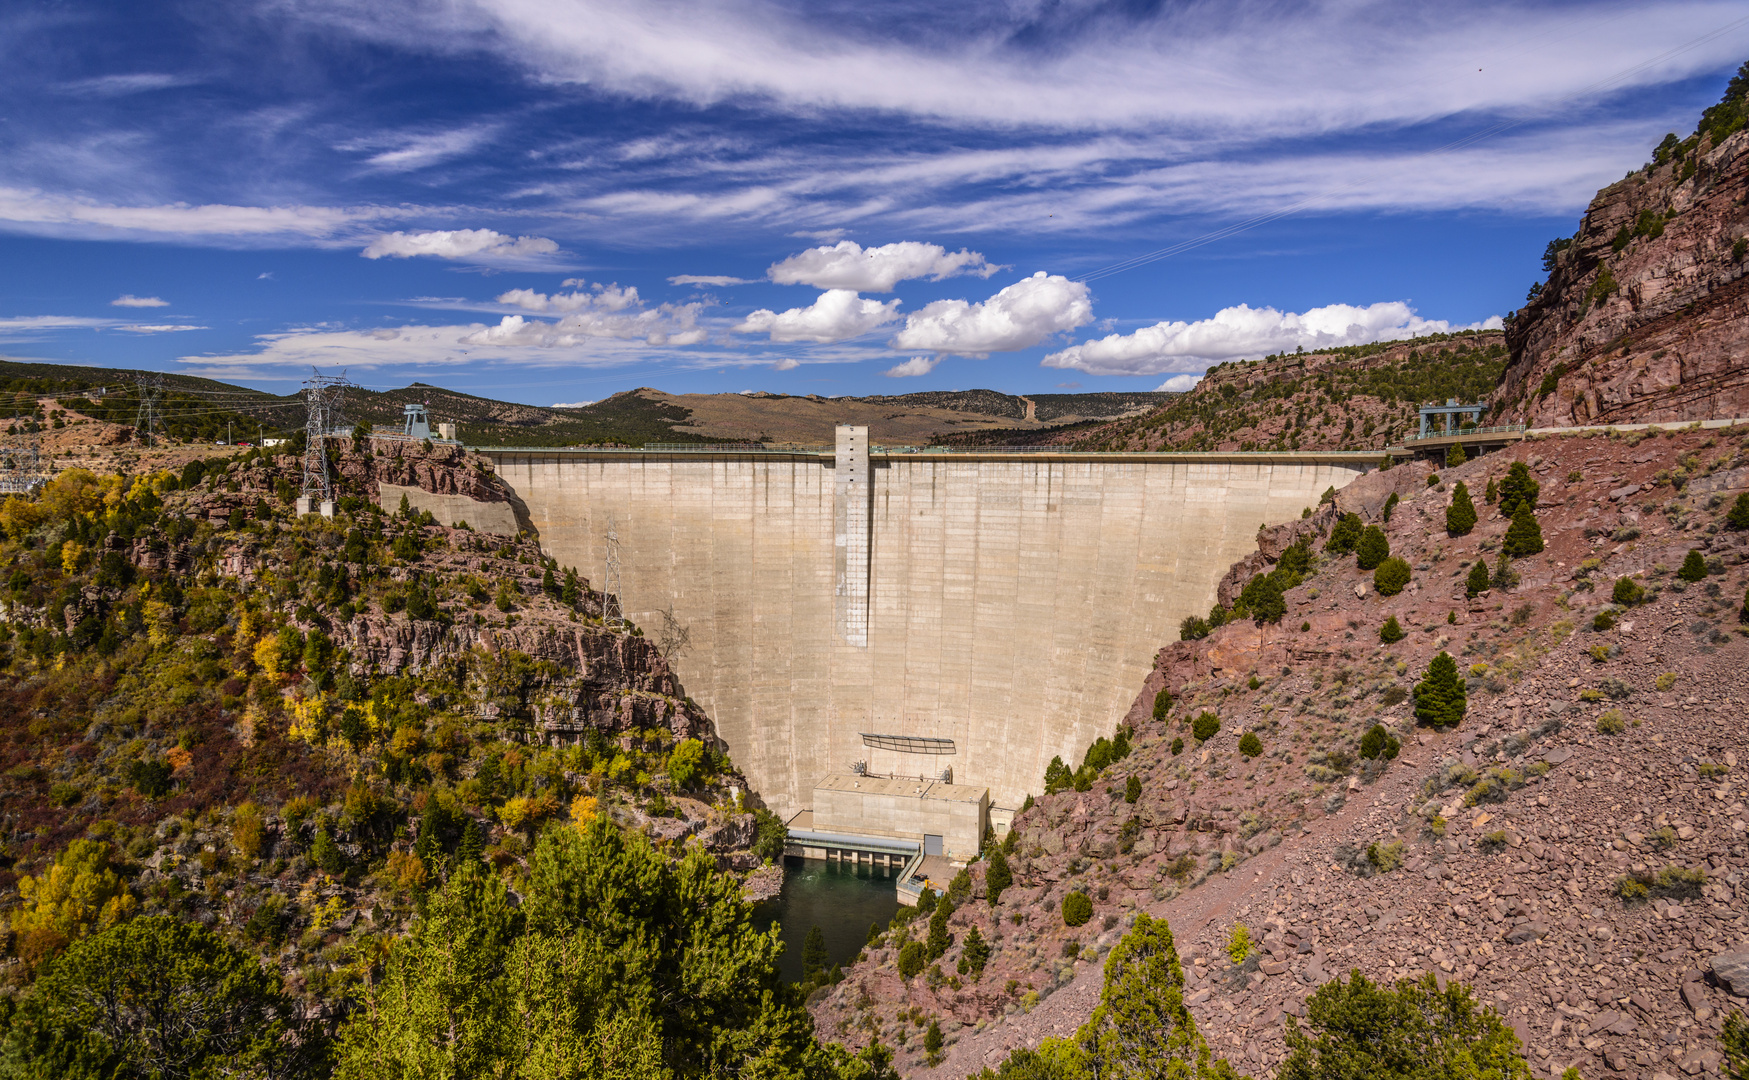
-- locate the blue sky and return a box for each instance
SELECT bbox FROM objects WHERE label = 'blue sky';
[1,0,1745,404]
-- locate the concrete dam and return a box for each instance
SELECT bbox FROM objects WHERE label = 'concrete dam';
[479,431,1376,830]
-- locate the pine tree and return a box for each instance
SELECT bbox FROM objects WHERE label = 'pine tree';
[958,925,991,980]
[1501,503,1545,557]
[1379,615,1406,643]
[1383,492,1399,522]
[1374,557,1412,596]
[1445,481,1477,536]
[1445,442,1468,467]
[1044,756,1072,794]
[1324,512,1363,554]
[801,925,829,985]
[1355,526,1391,570]
[1413,651,1466,729]
[1079,912,1240,1080]
[984,848,1012,906]
[1678,549,1708,582]
[560,568,580,606]
[1485,477,1498,504]
[1280,972,1533,1080]
[1466,559,1491,597]
[1729,492,1749,530]
[1125,775,1142,803]
[1497,461,1539,517]
[926,899,954,960]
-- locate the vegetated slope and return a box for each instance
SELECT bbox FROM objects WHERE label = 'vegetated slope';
[2,358,302,445]
[577,387,1174,447]
[1060,331,1506,453]
[0,439,797,1037]
[811,425,1749,1078]
[1502,66,1749,427]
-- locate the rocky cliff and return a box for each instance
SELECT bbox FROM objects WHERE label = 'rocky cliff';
[1501,72,1749,427]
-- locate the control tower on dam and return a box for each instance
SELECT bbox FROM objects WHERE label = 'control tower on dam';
[478,429,1377,825]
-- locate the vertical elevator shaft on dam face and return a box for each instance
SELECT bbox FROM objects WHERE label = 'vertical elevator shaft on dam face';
[833,425,871,649]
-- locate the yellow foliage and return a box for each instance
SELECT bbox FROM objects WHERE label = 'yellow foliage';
[500,791,558,832]
[309,895,347,933]
[384,849,428,892]
[166,747,193,773]
[570,794,599,827]
[233,801,266,859]
[254,633,284,676]
[237,608,263,644]
[288,694,330,744]
[12,840,136,967]
[59,540,87,574]
[144,599,179,648]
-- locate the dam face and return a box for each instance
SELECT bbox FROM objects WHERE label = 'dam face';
[482,436,1372,821]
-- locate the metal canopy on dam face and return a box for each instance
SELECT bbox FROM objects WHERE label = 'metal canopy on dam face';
[478,430,1378,823]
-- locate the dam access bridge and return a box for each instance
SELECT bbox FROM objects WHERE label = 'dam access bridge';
[462,428,1383,838]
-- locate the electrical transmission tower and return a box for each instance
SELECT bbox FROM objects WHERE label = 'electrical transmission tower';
[132,374,164,447]
[298,369,351,517]
[603,513,624,629]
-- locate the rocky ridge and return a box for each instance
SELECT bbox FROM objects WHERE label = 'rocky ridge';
[810,424,1749,1079]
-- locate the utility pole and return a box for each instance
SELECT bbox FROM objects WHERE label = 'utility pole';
[133,374,164,447]
[297,368,350,518]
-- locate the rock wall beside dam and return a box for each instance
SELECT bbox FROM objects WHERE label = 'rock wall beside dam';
[481,435,1374,821]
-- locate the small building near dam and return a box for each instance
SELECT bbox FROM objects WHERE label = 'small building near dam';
[808,773,990,861]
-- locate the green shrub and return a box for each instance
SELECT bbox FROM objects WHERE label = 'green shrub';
[1374,557,1412,596]
[985,848,1012,906]
[1445,481,1477,536]
[1324,513,1363,555]
[1612,576,1645,606]
[1727,491,1749,530]
[1596,710,1627,735]
[1124,775,1141,803]
[1179,615,1211,641]
[1280,971,1534,1080]
[1383,492,1399,521]
[1484,477,1497,504]
[1192,712,1221,742]
[1170,737,1184,756]
[1593,610,1617,631]
[1238,572,1287,625]
[1365,840,1405,873]
[1358,724,1400,760]
[1413,652,1466,729]
[1614,875,1649,902]
[1465,559,1490,597]
[1152,688,1172,721]
[1238,732,1263,757]
[1497,461,1539,517]
[1379,615,1405,643]
[1501,503,1544,557]
[1062,891,1092,927]
[1678,549,1709,582]
[1355,526,1390,571]
[898,940,927,979]
[1226,923,1253,962]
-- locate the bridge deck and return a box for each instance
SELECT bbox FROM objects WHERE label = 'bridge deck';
[472,445,1392,466]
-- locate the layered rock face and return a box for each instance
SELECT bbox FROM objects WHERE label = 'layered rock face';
[1502,128,1749,426]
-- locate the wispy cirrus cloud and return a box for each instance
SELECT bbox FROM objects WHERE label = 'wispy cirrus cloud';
[0,315,205,340]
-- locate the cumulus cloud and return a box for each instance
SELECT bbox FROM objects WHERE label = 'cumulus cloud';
[1044,302,1504,376]
[883,356,939,378]
[771,358,799,371]
[890,272,1092,357]
[111,294,168,307]
[361,229,559,262]
[496,283,643,313]
[1156,374,1202,392]
[767,240,1002,292]
[669,274,755,287]
[733,289,900,343]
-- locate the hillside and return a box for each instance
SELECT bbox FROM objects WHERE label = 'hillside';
[1058,331,1507,453]
[1503,66,1749,427]
[811,424,1749,1077]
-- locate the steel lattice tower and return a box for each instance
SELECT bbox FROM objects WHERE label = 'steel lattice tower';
[299,370,351,514]
[132,374,164,447]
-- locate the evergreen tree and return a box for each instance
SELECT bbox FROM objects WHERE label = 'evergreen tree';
[1,916,295,1080]
[1501,503,1545,557]
[1445,481,1477,536]
[1413,652,1466,729]
[984,847,1013,906]
[561,568,581,606]
[542,566,557,597]
[1238,732,1263,757]
[1280,971,1532,1080]
[1355,526,1390,571]
[1379,616,1405,643]
[1484,477,1498,504]
[1043,756,1072,795]
[1678,549,1709,582]
[1382,492,1399,522]
[926,899,954,961]
[1728,491,1749,530]
[924,1020,944,1062]
[1445,442,1468,467]
[802,925,830,985]
[1466,559,1491,597]
[1125,775,1142,804]
[1079,912,1241,1080]
[1241,573,1287,624]
[958,925,991,980]
[1496,461,1539,517]
[1324,512,1363,554]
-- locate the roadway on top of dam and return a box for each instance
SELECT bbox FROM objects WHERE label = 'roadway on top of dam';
[468,443,1393,464]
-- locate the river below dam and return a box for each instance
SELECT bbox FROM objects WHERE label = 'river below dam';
[756,857,902,984]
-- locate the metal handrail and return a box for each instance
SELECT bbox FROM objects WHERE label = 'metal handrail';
[1405,424,1526,441]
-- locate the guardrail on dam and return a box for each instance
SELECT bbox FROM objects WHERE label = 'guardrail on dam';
[477,431,1380,822]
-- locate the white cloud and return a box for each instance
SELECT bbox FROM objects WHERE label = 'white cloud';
[771,358,799,371]
[0,186,366,242]
[883,356,938,378]
[1156,374,1202,392]
[0,315,204,339]
[352,126,498,172]
[889,272,1092,357]
[115,324,206,333]
[111,294,168,307]
[551,400,595,408]
[496,283,642,313]
[733,289,900,343]
[767,240,1003,292]
[57,73,201,96]
[669,274,755,287]
[361,229,560,262]
[1044,301,1504,376]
